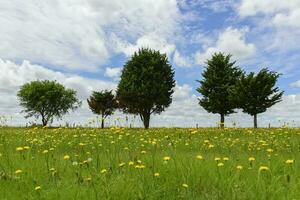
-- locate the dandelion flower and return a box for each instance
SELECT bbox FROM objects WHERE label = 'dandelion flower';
[16,147,24,152]
[100,169,107,174]
[23,146,30,150]
[15,169,22,175]
[285,159,294,165]
[223,157,229,161]
[63,155,70,160]
[214,157,221,162]
[35,186,41,191]
[119,162,126,167]
[248,157,255,162]
[217,163,224,167]
[42,150,48,154]
[154,172,160,177]
[163,156,171,161]
[182,183,189,188]
[259,166,269,172]
[236,165,243,170]
[196,155,203,160]
[85,177,92,181]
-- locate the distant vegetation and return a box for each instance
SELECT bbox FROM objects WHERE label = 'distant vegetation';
[17,80,81,126]
[17,49,283,128]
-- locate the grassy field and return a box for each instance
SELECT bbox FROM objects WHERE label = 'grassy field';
[0,127,299,199]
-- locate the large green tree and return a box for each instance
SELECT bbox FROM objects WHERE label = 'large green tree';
[197,53,242,128]
[17,80,81,126]
[116,48,175,129]
[87,90,117,128]
[233,68,283,128]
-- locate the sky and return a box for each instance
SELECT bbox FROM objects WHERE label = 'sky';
[1,0,300,128]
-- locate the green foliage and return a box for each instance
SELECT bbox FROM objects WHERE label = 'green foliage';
[117,48,175,129]
[17,80,81,126]
[232,68,284,128]
[87,90,117,128]
[196,53,242,127]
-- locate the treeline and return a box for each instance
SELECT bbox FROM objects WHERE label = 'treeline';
[17,48,283,129]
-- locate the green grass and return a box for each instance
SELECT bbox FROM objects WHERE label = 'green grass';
[0,127,300,199]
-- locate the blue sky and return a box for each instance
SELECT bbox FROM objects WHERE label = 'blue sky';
[1,0,300,127]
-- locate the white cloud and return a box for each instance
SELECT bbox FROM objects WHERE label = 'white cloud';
[111,33,177,58]
[0,0,181,71]
[290,80,300,88]
[173,50,193,68]
[105,67,122,79]
[238,0,300,28]
[195,27,256,65]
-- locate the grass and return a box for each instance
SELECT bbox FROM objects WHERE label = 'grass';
[0,127,299,199]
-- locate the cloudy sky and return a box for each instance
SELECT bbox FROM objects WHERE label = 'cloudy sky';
[1,0,300,127]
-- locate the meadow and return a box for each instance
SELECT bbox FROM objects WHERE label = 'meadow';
[0,127,299,200]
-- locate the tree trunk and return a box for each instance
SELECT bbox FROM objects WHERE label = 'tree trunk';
[141,112,150,129]
[254,114,258,129]
[42,117,47,126]
[220,114,225,128]
[101,117,104,129]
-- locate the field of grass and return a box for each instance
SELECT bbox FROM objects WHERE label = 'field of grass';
[0,127,299,199]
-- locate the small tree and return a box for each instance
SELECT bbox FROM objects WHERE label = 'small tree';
[233,68,283,128]
[17,80,81,126]
[117,48,175,129]
[196,52,242,128]
[87,90,117,128]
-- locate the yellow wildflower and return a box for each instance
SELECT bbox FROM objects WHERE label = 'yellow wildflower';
[259,166,269,172]
[63,155,70,160]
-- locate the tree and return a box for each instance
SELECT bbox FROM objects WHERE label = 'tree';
[116,48,175,129]
[196,52,242,128]
[17,80,81,126]
[87,90,117,128]
[232,68,283,128]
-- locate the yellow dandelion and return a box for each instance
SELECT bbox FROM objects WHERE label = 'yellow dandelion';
[35,186,41,191]
[85,177,92,181]
[163,156,171,161]
[236,165,243,170]
[154,172,160,177]
[119,162,126,167]
[223,157,229,161]
[182,183,189,188]
[23,146,30,150]
[100,169,107,174]
[259,166,269,172]
[135,164,146,169]
[217,162,224,167]
[267,148,273,153]
[128,161,134,166]
[16,147,24,152]
[42,150,48,154]
[214,157,221,162]
[63,155,70,160]
[15,169,22,175]
[196,155,203,160]
[285,159,294,165]
[248,157,255,162]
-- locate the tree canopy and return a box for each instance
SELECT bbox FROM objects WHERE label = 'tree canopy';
[196,52,242,128]
[232,68,283,128]
[116,48,175,129]
[87,90,117,128]
[17,80,81,126]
